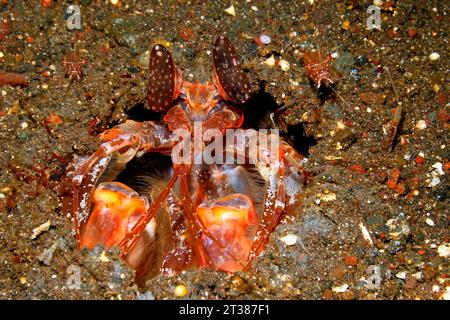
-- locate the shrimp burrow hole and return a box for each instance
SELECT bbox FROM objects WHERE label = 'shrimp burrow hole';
[243,82,317,157]
[126,103,163,122]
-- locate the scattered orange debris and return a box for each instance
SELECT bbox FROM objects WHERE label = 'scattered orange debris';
[405,173,420,200]
[386,179,397,190]
[407,27,417,38]
[45,113,62,125]
[386,168,406,195]
[391,168,400,183]
[444,162,450,174]
[42,113,62,137]
[349,164,366,174]
[415,155,424,166]
[395,183,406,195]
[178,28,195,42]
[341,20,350,31]
[99,43,110,54]
[40,0,52,8]
[110,0,123,8]
[344,255,358,266]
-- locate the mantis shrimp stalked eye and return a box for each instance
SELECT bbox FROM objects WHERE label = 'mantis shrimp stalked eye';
[213,35,252,104]
[147,44,182,113]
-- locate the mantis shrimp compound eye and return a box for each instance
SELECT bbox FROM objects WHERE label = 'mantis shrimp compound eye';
[213,35,252,104]
[147,44,180,113]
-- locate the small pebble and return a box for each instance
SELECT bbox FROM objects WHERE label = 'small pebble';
[100,251,110,262]
[279,234,298,246]
[431,162,445,175]
[360,223,374,246]
[412,272,423,280]
[337,121,346,129]
[332,284,348,293]
[428,52,440,61]
[259,34,271,45]
[415,120,427,130]
[230,275,245,292]
[428,177,441,187]
[137,291,155,300]
[279,59,290,71]
[437,243,450,258]
[373,0,383,6]
[443,286,450,300]
[251,6,258,11]
[425,218,435,227]
[318,192,336,202]
[224,4,236,17]
[341,20,350,30]
[264,55,276,67]
[396,271,407,280]
[31,220,51,239]
[174,284,188,297]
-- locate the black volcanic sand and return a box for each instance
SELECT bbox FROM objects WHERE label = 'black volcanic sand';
[0,1,448,299]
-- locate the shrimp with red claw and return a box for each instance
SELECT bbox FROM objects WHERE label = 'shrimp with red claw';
[66,36,308,285]
[303,48,341,89]
[62,50,86,81]
[381,67,403,152]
